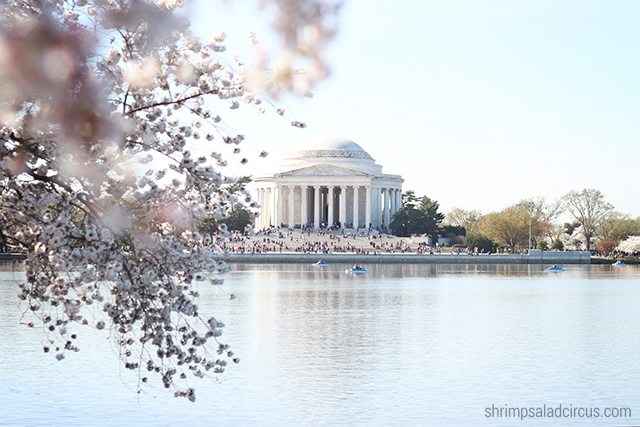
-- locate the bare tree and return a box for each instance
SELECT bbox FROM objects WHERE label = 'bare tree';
[520,197,564,246]
[445,207,482,234]
[563,189,613,251]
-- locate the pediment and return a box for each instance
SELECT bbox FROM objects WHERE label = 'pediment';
[276,163,371,177]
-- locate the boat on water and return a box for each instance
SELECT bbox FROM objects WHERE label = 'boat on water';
[346,264,367,274]
[313,260,328,266]
[546,264,565,272]
[612,260,626,266]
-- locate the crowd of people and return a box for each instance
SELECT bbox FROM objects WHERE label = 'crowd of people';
[214,229,640,259]
[215,227,491,256]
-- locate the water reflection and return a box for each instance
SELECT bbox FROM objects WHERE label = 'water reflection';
[1,263,640,426]
[232,262,640,279]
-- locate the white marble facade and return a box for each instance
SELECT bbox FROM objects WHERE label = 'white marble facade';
[254,139,403,230]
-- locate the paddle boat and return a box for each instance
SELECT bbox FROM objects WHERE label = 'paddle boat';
[313,260,328,267]
[546,264,565,272]
[346,264,367,274]
[612,260,626,267]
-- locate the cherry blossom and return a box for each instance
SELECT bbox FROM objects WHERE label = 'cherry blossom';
[0,0,338,401]
[617,236,640,254]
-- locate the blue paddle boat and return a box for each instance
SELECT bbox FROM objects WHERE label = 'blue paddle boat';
[313,260,328,267]
[346,264,367,274]
[546,264,565,272]
[612,260,626,267]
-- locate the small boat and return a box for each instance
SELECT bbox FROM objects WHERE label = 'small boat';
[612,260,626,267]
[346,265,367,274]
[546,264,565,272]
[313,260,328,266]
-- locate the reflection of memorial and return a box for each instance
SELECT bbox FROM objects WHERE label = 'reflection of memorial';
[253,139,403,230]
[245,264,410,406]
[233,263,544,277]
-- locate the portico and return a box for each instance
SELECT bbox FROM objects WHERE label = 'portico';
[254,139,403,230]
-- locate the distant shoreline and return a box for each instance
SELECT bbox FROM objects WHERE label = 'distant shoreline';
[3,252,636,265]
[215,251,594,264]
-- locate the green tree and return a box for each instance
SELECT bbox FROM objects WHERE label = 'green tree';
[197,215,218,235]
[552,239,564,251]
[226,176,253,195]
[418,197,445,237]
[564,222,580,235]
[402,190,419,208]
[464,233,494,253]
[440,225,466,236]
[478,204,535,252]
[596,212,640,241]
[196,177,254,235]
[223,204,254,232]
[389,208,414,237]
[390,192,444,238]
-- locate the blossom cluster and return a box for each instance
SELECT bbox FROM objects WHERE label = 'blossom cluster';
[0,0,337,400]
[617,236,640,254]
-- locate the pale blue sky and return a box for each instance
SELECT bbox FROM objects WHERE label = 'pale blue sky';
[191,1,640,216]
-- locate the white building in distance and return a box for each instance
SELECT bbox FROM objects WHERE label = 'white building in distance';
[254,138,404,230]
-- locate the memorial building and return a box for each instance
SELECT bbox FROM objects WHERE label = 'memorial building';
[253,138,404,230]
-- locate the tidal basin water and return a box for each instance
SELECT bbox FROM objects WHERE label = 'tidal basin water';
[1,263,640,426]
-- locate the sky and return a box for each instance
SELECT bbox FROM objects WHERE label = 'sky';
[190,0,640,217]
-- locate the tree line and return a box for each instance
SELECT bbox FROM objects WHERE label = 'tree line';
[390,188,640,254]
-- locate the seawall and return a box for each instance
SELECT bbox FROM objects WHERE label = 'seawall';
[0,251,594,265]
[216,250,592,264]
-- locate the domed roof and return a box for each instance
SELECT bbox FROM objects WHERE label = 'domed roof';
[288,138,374,161]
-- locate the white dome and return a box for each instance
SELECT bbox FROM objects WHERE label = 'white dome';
[287,138,374,161]
[272,137,384,176]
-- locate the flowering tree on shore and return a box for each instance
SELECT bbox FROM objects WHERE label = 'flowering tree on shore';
[617,236,640,255]
[0,0,339,401]
[564,189,613,251]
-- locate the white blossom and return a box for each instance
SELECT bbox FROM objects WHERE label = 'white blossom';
[617,236,640,254]
[0,0,338,402]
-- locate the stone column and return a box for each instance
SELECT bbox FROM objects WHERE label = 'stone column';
[274,185,281,227]
[262,188,268,228]
[365,186,371,230]
[339,186,347,227]
[288,185,295,228]
[264,188,269,228]
[301,186,308,228]
[396,188,402,212]
[327,186,335,226]
[313,185,320,229]
[353,186,360,230]
[263,188,271,227]
[378,187,383,226]
[384,188,393,228]
[256,188,262,228]
[380,187,386,227]
[380,188,389,225]
[391,188,397,214]
[383,188,390,228]
[267,188,272,225]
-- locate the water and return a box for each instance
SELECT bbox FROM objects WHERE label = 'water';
[1,263,639,426]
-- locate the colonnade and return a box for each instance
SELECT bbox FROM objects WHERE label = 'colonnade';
[255,184,402,230]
